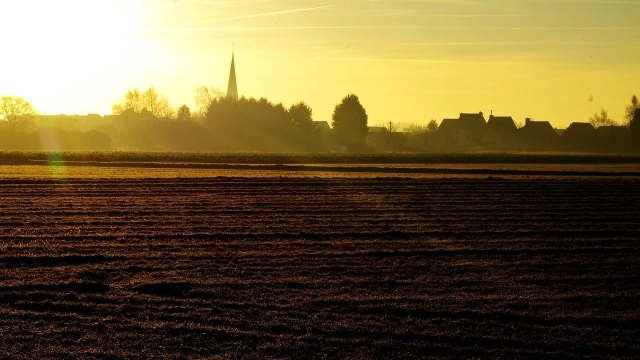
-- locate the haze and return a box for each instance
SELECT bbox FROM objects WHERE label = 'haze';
[1,0,638,128]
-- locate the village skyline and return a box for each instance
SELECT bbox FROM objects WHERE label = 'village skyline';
[1,0,639,128]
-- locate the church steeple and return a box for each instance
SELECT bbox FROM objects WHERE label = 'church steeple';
[226,47,238,101]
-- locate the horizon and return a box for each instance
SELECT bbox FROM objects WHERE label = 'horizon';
[1,0,639,128]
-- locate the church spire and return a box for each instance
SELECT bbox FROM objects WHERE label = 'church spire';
[226,46,238,101]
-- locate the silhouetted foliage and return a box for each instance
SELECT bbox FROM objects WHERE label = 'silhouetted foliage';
[289,102,314,132]
[0,96,35,132]
[624,95,638,125]
[630,108,640,150]
[204,96,325,152]
[427,119,438,132]
[332,94,368,152]
[589,108,617,128]
[177,105,192,122]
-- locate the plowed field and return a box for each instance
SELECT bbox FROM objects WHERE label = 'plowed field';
[1,164,639,358]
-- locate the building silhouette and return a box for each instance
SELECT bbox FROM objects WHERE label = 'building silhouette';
[227,50,238,101]
[482,115,517,145]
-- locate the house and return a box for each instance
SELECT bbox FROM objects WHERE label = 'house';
[457,112,487,145]
[312,121,333,151]
[34,114,108,132]
[432,118,458,148]
[433,112,486,149]
[482,115,517,145]
[515,118,558,150]
[366,126,405,151]
[559,122,597,151]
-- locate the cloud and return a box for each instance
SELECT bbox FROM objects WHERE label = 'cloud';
[192,0,376,24]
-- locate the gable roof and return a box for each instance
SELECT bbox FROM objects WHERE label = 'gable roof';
[518,120,558,141]
[436,118,458,133]
[561,122,596,138]
[485,115,517,132]
[458,112,486,129]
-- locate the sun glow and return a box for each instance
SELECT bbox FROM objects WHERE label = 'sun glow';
[0,0,144,114]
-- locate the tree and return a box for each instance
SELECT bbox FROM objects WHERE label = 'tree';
[630,108,640,150]
[0,96,36,131]
[589,108,618,128]
[426,119,438,132]
[332,94,368,151]
[112,88,143,114]
[195,86,224,119]
[289,102,314,132]
[112,86,174,118]
[141,87,175,119]
[177,105,192,122]
[624,95,639,125]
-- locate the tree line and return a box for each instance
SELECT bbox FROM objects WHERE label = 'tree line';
[1,90,639,152]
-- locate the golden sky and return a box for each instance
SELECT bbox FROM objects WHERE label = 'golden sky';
[1,0,639,128]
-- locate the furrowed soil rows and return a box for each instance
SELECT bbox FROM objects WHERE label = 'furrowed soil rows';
[0,169,639,358]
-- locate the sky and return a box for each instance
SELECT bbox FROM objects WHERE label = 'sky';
[0,0,639,128]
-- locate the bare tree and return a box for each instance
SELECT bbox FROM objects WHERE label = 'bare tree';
[112,88,143,114]
[0,96,36,131]
[589,108,618,128]
[371,121,403,151]
[402,123,427,133]
[112,87,175,118]
[142,87,175,119]
[195,86,224,119]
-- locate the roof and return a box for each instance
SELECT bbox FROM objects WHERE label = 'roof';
[518,120,558,141]
[560,122,598,149]
[458,112,486,129]
[313,121,331,131]
[367,126,387,133]
[436,118,458,132]
[560,122,596,139]
[562,122,596,134]
[485,115,517,132]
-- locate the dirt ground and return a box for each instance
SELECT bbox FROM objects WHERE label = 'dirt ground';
[0,164,638,358]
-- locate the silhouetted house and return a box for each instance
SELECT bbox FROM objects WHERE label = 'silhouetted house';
[433,112,486,149]
[596,125,630,152]
[34,114,109,132]
[515,118,558,150]
[313,121,333,151]
[482,115,517,146]
[432,118,457,148]
[405,131,433,150]
[559,122,597,151]
[457,112,486,145]
[366,126,405,151]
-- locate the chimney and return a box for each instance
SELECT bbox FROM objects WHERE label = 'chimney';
[525,118,531,126]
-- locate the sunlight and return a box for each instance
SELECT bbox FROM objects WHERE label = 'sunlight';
[0,1,143,110]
